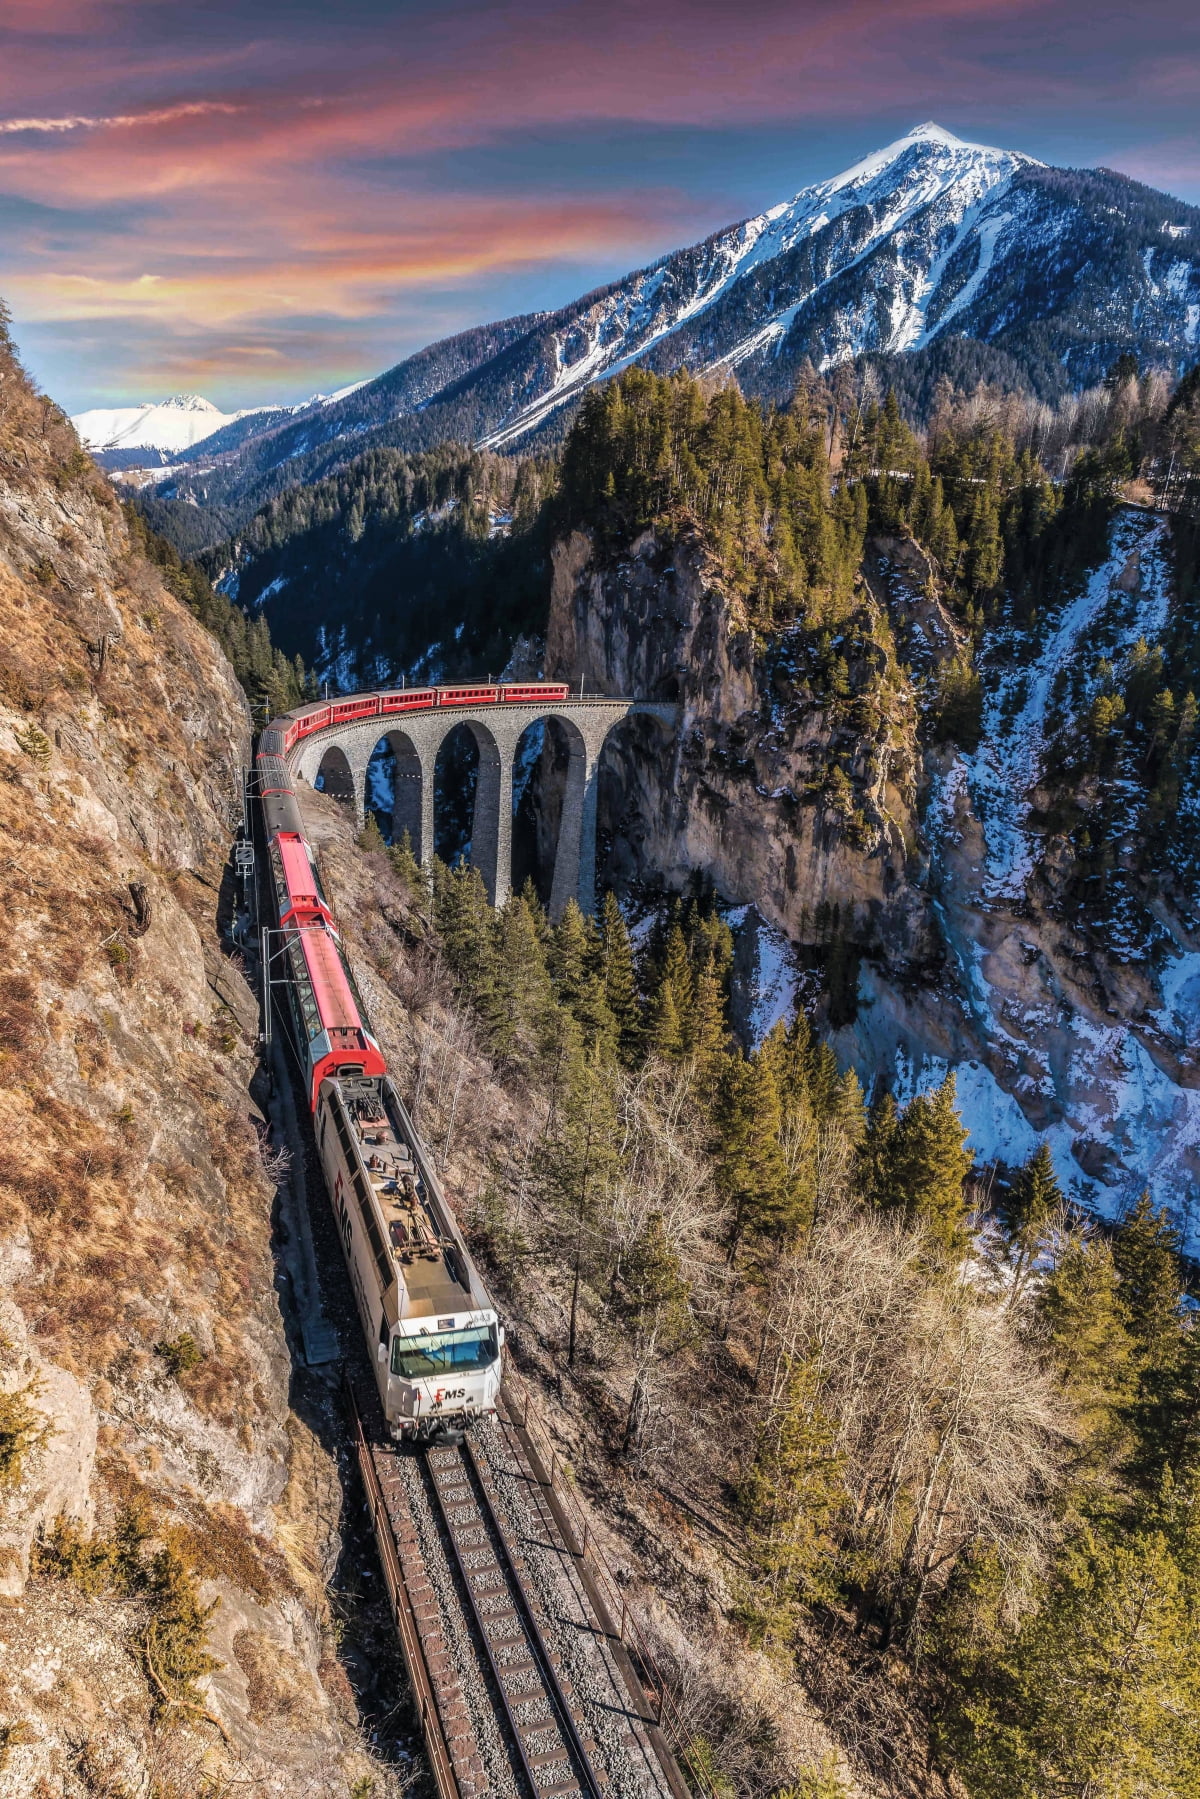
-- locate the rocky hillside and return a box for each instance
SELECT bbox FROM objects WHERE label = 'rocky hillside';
[0,331,397,1794]
[544,378,1200,1247]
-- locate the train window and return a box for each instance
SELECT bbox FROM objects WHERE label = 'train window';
[391,1325,499,1379]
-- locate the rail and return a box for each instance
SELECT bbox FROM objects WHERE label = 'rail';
[344,1381,463,1799]
[424,1438,607,1799]
[498,1366,710,1799]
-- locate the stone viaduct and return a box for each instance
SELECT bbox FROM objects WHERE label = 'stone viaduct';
[289,694,674,917]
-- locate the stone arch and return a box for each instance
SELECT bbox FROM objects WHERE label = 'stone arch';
[430,716,511,903]
[592,708,676,895]
[313,742,356,809]
[366,729,424,852]
[512,713,591,917]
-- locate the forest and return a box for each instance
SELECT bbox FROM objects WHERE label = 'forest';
[347,825,1200,1799]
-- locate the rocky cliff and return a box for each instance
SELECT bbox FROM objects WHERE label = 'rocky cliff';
[546,511,1200,1245]
[0,341,393,1793]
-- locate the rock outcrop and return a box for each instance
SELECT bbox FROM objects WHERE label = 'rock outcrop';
[547,524,936,974]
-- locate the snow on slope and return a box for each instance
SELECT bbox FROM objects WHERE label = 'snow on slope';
[901,508,1200,1241]
[483,123,1032,447]
[72,384,370,454]
[73,394,239,453]
[967,510,1172,904]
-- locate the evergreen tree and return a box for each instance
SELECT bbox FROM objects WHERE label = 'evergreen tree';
[433,860,497,1010]
[736,1358,846,1635]
[1112,1192,1183,1359]
[1038,1226,1136,1464]
[956,1517,1200,1799]
[1005,1140,1064,1300]
[889,1074,973,1253]
[688,949,729,1082]
[597,891,640,1060]
[715,1051,789,1259]
[859,1090,900,1210]
[549,900,616,1054]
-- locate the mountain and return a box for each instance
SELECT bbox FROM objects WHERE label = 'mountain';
[72,382,371,468]
[138,123,1200,547]
[73,392,252,455]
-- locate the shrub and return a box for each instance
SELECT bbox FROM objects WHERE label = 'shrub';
[155,1334,203,1378]
[38,1503,220,1717]
[0,1382,47,1486]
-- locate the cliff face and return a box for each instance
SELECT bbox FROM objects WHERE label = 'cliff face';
[547,525,937,973]
[546,512,1200,1243]
[0,347,388,1793]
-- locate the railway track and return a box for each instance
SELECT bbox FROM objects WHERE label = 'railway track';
[424,1436,605,1799]
[347,1384,686,1799]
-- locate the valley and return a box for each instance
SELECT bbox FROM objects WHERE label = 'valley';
[3,111,1200,1799]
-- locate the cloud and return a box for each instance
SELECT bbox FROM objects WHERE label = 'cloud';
[0,101,242,135]
[0,0,1196,408]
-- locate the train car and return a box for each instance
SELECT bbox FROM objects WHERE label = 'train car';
[316,1069,503,1441]
[500,682,571,703]
[381,687,437,714]
[260,767,504,1439]
[436,683,499,706]
[279,893,388,1111]
[269,830,335,930]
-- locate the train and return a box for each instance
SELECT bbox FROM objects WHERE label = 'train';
[256,693,510,1443]
[267,680,573,759]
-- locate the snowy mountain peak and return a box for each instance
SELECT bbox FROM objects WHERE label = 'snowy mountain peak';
[482,123,1041,447]
[158,393,223,414]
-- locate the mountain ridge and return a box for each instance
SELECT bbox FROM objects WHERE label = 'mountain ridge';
[134,124,1200,547]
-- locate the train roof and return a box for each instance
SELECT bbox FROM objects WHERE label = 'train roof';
[299,926,367,1039]
[276,832,323,913]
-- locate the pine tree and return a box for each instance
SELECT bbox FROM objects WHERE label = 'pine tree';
[1038,1226,1136,1464]
[889,1074,973,1253]
[597,891,640,1060]
[388,829,423,894]
[550,900,616,1054]
[736,1358,845,1635]
[1005,1140,1064,1300]
[689,950,728,1082]
[957,1517,1200,1798]
[433,860,496,1008]
[1112,1193,1183,1360]
[645,974,686,1062]
[715,1051,789,1259]
[357,811,386,853]
[859,1090,900,1209]
[483,893,553,1066]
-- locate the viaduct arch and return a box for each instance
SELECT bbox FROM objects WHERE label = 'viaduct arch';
[291,693,674,916]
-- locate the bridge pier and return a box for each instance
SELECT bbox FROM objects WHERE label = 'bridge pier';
[292,698,674,918]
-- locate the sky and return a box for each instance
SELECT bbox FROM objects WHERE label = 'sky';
[1,0,1197,413]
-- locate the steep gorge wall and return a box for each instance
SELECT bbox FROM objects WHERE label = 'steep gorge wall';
[0,354,388,1794]
[547,525,936,972]
[546,515,1200,1243]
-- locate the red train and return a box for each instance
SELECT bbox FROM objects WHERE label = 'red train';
[276,681,572,755]
[257,712,504,1441]
[267,828,386,1108]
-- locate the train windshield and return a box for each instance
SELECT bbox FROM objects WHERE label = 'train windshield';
[391,1325,499,1379]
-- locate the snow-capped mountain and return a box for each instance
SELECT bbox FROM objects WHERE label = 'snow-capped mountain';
[147,123,1200,540]
[72,384,371,457]
[72,393,249,454]
[484,122,1036,445]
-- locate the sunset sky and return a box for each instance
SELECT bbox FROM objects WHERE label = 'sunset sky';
[2,0,1197,413]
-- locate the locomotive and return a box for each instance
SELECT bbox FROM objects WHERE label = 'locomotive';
[255,685,536,1441]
